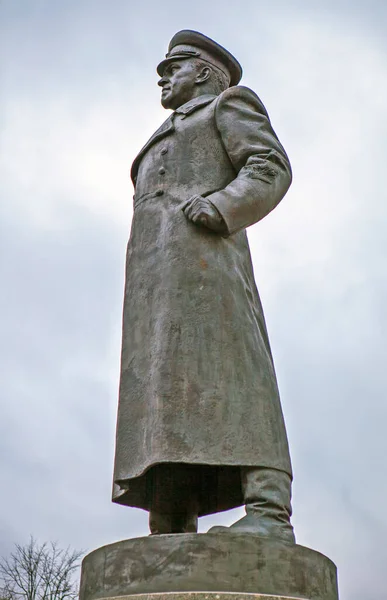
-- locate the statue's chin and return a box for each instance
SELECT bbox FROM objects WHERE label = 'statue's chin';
[161,96,178,110]
[161,97,171,109]
[161,91,187,111]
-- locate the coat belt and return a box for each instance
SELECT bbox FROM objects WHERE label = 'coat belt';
[133,189,165,210]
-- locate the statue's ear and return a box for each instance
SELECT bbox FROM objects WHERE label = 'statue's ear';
[195,66,211,85]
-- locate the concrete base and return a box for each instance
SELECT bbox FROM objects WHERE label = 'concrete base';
[92,595,307,600]
[79,534,338,600]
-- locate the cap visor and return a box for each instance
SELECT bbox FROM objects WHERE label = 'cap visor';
[157,55,193,77]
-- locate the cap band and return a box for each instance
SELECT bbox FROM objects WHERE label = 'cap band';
[163,44,231,84]
[165,49,200,58]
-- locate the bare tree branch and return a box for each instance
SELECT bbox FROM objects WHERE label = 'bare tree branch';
[0,538,83,600]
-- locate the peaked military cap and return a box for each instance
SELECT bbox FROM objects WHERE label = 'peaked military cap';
[157,30,243,87]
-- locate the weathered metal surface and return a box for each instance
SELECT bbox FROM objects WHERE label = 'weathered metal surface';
[79,534,338,600]
[113,77,292,515]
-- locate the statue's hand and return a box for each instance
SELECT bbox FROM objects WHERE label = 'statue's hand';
[182,195,227,234]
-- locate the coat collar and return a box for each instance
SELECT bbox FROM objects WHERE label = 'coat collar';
[174,94,216,116]
[131,94,216,184]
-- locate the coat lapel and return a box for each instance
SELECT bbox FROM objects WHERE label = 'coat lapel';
[131,115,175,183]
[131,95,216,184]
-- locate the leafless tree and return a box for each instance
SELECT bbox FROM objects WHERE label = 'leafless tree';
[0,583,16,600]
[0,537,83,600]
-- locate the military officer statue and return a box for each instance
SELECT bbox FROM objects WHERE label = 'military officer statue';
[80,29,340,600]
[112,29,295,543]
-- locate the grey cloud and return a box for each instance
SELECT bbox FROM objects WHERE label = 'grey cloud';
[0,207,134,543]
[1,2,387,599]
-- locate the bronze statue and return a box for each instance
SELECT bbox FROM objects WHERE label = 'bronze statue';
[113,30,295,543]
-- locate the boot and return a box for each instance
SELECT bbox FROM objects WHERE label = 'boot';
[148,464,199,534]
[149,510,198,534]
[208,467,295,544]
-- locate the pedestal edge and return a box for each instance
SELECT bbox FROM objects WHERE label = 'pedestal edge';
[96,595,307,600]
[80,534,337,600]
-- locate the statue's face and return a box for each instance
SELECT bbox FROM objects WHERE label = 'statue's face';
[158,59,198,110]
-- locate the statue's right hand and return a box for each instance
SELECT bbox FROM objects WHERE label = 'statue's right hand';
[182,195,227,234]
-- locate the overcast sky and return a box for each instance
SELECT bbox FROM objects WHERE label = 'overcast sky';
[1,1,387,599]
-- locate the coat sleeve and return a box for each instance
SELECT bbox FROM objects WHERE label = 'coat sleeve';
[206,86,292,236]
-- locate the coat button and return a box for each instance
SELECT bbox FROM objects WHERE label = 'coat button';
[159,167,166,175]
[161,148,168,155]
[155,190,164,196]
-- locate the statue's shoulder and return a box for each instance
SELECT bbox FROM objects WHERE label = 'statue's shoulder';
[216,85,269,118]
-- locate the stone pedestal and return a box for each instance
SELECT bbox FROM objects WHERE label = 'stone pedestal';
[79,534,338,600]
[85,595,312,600]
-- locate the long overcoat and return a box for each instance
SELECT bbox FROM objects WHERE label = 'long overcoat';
[113,86,293,516]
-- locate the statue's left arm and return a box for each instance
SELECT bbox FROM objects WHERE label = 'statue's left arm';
[206,85,292,236]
